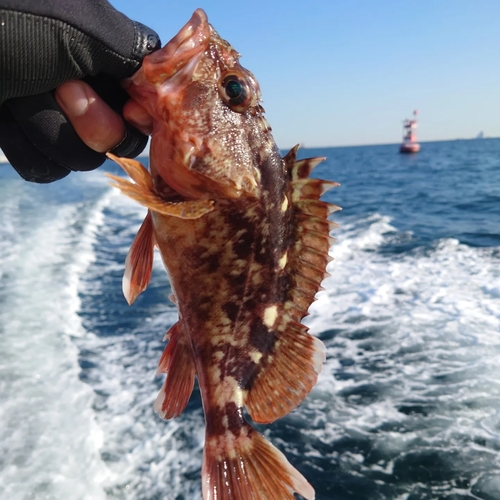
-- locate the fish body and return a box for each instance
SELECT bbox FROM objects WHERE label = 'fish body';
[107,9,339,500]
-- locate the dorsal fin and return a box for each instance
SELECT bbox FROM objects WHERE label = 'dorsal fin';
[246,319,326,424]
[285,144,324,180]
[245,146,340,423]
[286,146,340,324]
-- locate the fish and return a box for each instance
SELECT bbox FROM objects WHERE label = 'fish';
[106,8,339,500]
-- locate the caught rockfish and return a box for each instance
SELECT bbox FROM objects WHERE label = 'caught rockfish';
[107,8,339,499]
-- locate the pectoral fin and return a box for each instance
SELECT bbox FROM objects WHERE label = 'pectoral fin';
[106,154,214,219]
[123,211,155,305]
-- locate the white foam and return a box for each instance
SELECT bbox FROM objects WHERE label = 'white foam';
[5,166,498,499]
[76,328,206,499]
[74,205,500,498]
[302,213,500,495]
[0,173,113,499]
[72,190,206,499]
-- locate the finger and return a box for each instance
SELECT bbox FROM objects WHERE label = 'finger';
[55,80,125,153]
[123,99,154,136]
[4,92,105,175]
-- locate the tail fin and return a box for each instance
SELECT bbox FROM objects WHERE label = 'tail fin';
[202,422,314,500]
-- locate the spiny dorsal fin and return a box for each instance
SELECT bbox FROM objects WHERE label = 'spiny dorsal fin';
[284,144,325,180]
[106,153,214,219]
[292,178,340,198]
[245,146,339,424]
[287,146,340,320]
[288,150,340,322]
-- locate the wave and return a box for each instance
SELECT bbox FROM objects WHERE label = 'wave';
[2,158,499,500]
[74,205,500,499]
[303,213,500,498]
[75,191,206,499]
[0,172,113,499]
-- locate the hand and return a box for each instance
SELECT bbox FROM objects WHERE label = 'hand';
[54,80,154,155]
[0,0,160,183]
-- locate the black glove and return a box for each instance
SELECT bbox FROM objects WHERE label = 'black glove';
[0,0,160,183]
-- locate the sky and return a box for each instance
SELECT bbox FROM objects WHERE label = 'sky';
[110,0,500,148]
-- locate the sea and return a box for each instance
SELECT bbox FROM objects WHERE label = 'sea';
[0,138,499,500]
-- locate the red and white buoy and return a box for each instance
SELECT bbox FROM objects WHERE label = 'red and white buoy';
[399,110,421,154]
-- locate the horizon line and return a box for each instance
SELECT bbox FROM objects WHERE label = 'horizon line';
[284,136,500,150]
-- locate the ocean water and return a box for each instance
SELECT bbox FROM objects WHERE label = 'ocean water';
[0,138,499,500]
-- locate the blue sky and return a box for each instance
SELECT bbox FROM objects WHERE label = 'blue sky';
[111,0,500,148]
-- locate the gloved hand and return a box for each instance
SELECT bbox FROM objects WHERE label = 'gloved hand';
[0,0,160,183]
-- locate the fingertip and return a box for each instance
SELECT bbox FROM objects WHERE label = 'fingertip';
[55,80,90,116]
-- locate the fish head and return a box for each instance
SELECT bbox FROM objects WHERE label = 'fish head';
[124,9,271,200]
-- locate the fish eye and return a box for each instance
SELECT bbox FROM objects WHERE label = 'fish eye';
[219,74,251,113]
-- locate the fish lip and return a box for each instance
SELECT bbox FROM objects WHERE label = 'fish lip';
[162,9,208,62]
[141,9,210,84]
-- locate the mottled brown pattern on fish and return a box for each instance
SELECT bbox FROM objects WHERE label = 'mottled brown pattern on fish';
[149,152,335,434]
[151,160,293,404]
[206,402,246,437]
[109,148,336,497]
[107,9,337,499]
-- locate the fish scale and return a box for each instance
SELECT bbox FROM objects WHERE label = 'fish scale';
[106,8,339,500]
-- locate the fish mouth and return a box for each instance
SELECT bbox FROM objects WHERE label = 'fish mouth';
[129,9,261,201]
[162,9,208,62]
[141,9,210,87]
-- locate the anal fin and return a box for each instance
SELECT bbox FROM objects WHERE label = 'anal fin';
[154,322,195,419]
